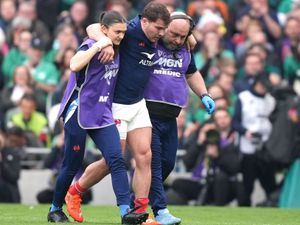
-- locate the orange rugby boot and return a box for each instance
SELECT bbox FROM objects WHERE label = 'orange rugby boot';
[65,191,84,222]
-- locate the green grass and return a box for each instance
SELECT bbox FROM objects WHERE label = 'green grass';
[0,204,299,225]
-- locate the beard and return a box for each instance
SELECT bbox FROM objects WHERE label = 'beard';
[162,37,183,51]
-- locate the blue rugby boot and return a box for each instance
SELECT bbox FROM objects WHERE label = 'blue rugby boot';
[155,209,181,225]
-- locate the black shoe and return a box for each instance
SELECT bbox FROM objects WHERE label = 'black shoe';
[47,210,70,223]
[121,208,148,225]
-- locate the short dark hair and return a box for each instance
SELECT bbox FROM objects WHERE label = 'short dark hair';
[244,52,263,61]
[20,93,37,105]
[141,1,170,25]
[99,10,127,27]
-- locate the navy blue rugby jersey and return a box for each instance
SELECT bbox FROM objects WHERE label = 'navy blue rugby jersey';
[113,15,157,104]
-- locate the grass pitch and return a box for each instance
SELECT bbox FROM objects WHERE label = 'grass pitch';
[0,204,299,225]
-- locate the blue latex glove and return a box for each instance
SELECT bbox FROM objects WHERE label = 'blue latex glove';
[201,95,215,114]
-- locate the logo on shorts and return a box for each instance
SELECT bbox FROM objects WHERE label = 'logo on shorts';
[114,119,121,126]
[73,145,80,152]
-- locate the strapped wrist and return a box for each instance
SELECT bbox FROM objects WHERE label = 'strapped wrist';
[93,44,101,52]
[200,93,212,100]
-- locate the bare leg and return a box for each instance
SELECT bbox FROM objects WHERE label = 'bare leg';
[78,159,109,189]
[127,127,152,198]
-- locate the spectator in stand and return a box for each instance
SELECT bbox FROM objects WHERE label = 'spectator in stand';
[236,0,281,44]
[52,49,75,106]
[214,96,230,111]
[24,36,60,111]
[6,93,50,147]
[235,46,281,95]
[106,0,139,19]
[185,83,226,144]
[288,6,300,22]
[57,0,89,43]
[234,52,263,94]
[0,65,44,114]
[6,15,31,47]
[279,16,300,64]
[167,109,245,206]
[187,0,229,25]
[44,23,78,66]
[0,127,26,203]
[215,71,236,114]
[0,28,8,90]
[278,0,300,18]
[284,38,300,95]
[217,58,237,77]
[36,0,61,34]
[194,30,234,85]
[17,0,51,48]
[0,0,17,35]
[235,20,274,66]
[232,74,277,206]
[57,47,76,74]
[232,13,251,47]
[246,44,282,85]
[2,29,32,86]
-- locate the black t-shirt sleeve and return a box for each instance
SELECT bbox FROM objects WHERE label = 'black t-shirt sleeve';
[186,54,197,75]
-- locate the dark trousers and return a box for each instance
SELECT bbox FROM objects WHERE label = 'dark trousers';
[0,180,20,203]
[241,153,277,206]
[149,116,178,216]
[166,170,247,206]
[52,108,130,207]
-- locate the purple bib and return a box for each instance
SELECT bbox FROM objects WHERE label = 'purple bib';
[144,43,190,107]
[57,38,119,129]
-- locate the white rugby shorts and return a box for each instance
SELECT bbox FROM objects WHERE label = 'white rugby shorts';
[112,99,152,140]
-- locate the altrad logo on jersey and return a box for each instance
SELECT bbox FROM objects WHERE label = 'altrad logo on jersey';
[141,52,156,60]
[139,52,156,66]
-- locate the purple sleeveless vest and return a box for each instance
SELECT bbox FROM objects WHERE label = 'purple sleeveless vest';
[144,43,190,107]
[57,38,119,129]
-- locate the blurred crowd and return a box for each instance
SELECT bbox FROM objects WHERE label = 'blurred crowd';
[0,0,299,207]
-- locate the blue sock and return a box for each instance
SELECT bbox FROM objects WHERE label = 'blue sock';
[50,204,62,212]
[119,205,130,217]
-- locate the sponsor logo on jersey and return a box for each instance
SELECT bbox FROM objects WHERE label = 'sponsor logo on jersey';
[155,57,183,68]
[139,52,156,67]
[153,69,181,77]
[98,95,109,102]
[102,61,119,85]
[151,51,184,77]
[141,52,156,60]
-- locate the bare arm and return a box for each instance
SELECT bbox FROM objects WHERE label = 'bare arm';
[86,23,104,41]
[86,23,115,63]
[186,70,208,97]
[263,13,281,39]
[34,82,56,93]
[187,34,197,50]
[70,46,99,72]
[70,37,112,72]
